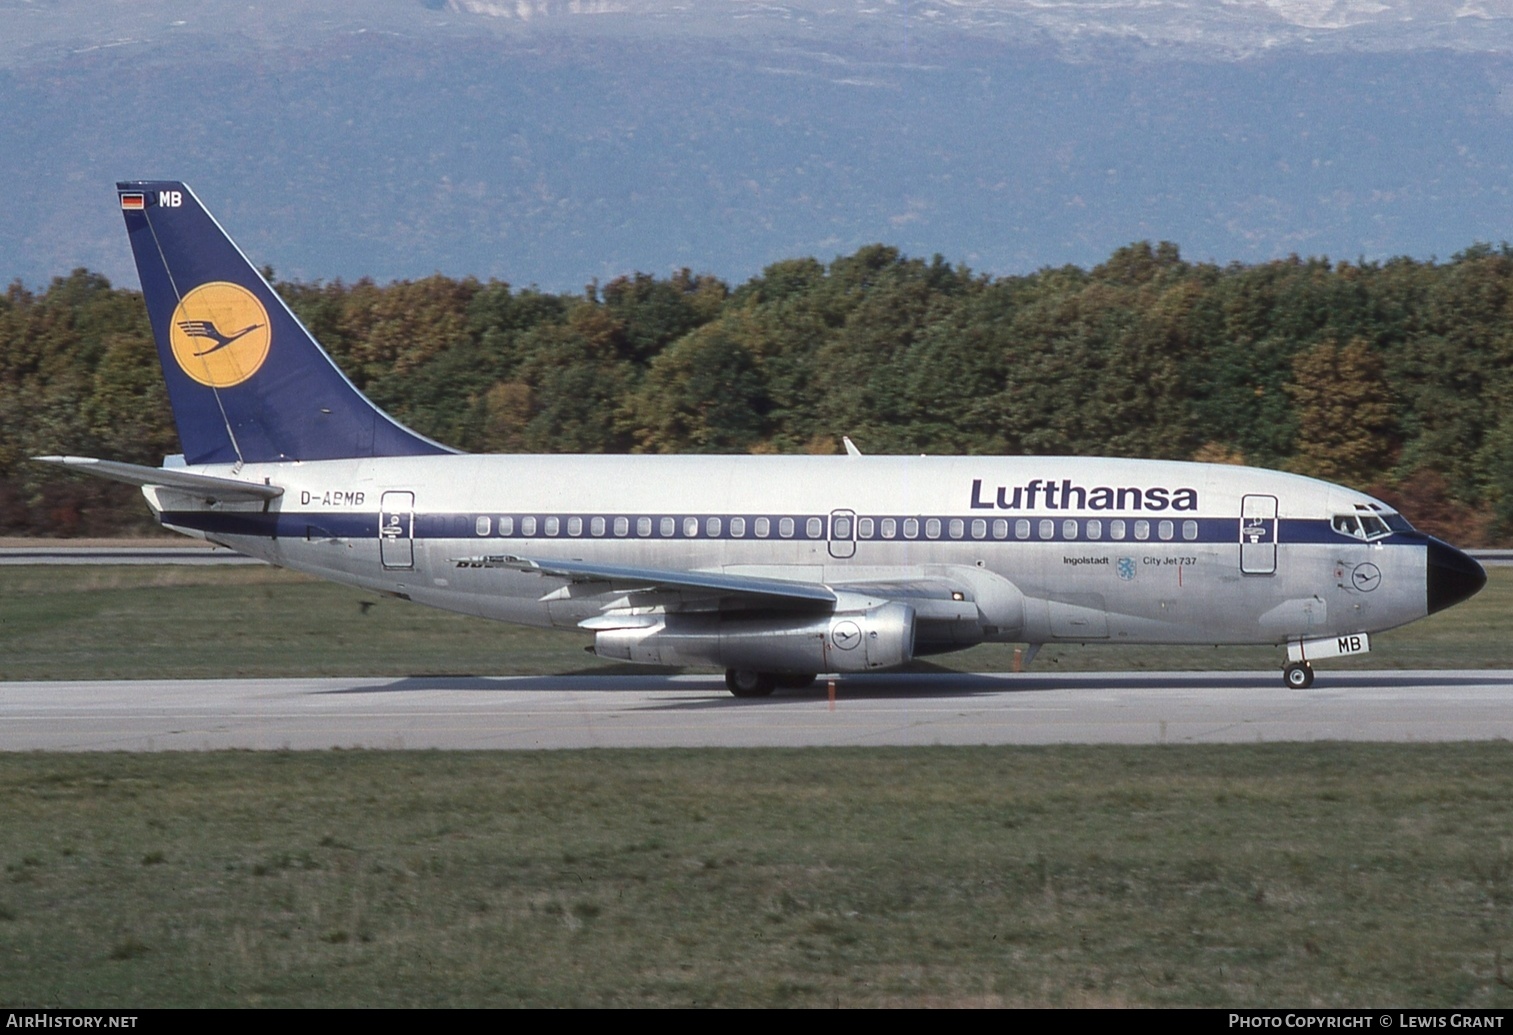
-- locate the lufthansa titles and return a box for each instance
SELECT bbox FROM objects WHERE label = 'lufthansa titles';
[971,478,1198,512]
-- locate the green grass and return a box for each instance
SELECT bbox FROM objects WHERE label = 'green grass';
[2,744,1513,1007]
[2,564,1509,680]
[0,565,597,680]
[3,568,1512,1005]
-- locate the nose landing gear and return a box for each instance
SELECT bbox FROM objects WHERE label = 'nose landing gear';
[1283,632,1370,689]
[1283,661,1315,689]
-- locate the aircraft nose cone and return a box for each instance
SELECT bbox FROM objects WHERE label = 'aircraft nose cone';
[1426,538,1487,615]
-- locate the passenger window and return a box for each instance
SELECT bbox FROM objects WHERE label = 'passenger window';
[636,516,651,537]
[1110,519,1126,541]
[521,516,537,537]
[499,516,514,537]
[568,516,583,536]
[755,517,771,538]
[614,516,629,537]
[948,518,964,539]
[1158,519,1173,541]
[660,517,675,537]
[1087,519,1102,540]
[545,516,560,536]
[1038,519,1054,540]
[731,517,746,537]
[833,515,852,539]
[971,518,986,539]
[904,518,919,539]
[1134,520,1149,541]
[992,519,1008,539]
[1182,520,1197,541]
[881,518,897,539]
[857,517,874,538]
[806,517,823,538]
[1015,519,1030,540]
[591,516,605,537]
[475,516,490,537]
[684,516,699,537]
[708,517,722,537]
[779,517,795,538]
[925,518,942,539]
[1063,519,1078,540]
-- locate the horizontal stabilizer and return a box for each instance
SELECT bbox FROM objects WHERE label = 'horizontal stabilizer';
[33,456,284,502]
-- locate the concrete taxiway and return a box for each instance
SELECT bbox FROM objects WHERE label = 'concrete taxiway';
[2,670,1511,751]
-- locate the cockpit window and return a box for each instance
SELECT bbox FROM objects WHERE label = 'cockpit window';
[1332,514,1363,539]
[1333,512,1395,541]
[1382,513,1415,533]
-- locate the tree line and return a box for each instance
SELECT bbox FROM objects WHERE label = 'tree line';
[4,240,1512,544]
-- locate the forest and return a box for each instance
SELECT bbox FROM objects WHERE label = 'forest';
[3,240,1511,544]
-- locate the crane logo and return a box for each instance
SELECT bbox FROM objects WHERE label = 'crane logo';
[831,620,862,651]
[1351,562,1382,592]
[169,282,271,387]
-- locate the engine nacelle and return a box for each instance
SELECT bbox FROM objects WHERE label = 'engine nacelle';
[593,602,916,674]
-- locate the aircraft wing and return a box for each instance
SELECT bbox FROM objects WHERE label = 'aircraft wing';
[460,553,980,623]
[32,456,284,503]
[459,553,838,609]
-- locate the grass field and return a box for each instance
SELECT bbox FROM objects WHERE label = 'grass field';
[2,564,1510,680]
[2,744,1513,1007]
[3,565,1511,1006]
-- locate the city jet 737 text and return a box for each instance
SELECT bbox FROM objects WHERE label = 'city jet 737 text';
[37,182,1488,695]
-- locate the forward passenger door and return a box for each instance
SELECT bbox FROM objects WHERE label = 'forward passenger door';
[1240,494,1278,575]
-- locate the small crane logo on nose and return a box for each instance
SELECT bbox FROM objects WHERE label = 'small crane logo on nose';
[1351,563,1381,592]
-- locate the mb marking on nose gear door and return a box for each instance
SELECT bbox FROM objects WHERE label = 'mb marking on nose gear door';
[1284,632,1371,689]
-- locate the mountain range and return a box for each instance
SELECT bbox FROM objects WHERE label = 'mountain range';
[4,0,1513,291]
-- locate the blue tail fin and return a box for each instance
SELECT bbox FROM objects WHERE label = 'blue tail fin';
[117,181,455,465]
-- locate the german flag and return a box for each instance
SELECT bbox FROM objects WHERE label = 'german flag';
[119,193,145,211]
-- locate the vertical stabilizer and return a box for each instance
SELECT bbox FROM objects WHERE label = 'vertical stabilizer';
[116,181,455,465]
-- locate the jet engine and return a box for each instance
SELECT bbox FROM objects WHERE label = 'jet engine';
[592,601,916,674]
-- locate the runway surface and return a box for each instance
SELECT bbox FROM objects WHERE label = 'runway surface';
[3,670,1512,751]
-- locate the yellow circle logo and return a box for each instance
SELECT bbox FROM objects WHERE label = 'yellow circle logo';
[168,282,271,388]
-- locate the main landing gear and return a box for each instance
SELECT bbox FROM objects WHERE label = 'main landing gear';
[1283,662,1315,689]
[725,670,775,697]
[723,670,818,697]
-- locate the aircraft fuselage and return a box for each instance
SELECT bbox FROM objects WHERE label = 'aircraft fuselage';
[147,452,1454,653]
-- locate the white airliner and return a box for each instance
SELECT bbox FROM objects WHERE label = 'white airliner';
[38,182,1487,695]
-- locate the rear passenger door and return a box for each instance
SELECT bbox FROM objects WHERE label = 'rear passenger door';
[380,491,415,570]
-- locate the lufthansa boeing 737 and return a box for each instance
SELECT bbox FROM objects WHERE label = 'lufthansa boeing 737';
[37,182,1488,695]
